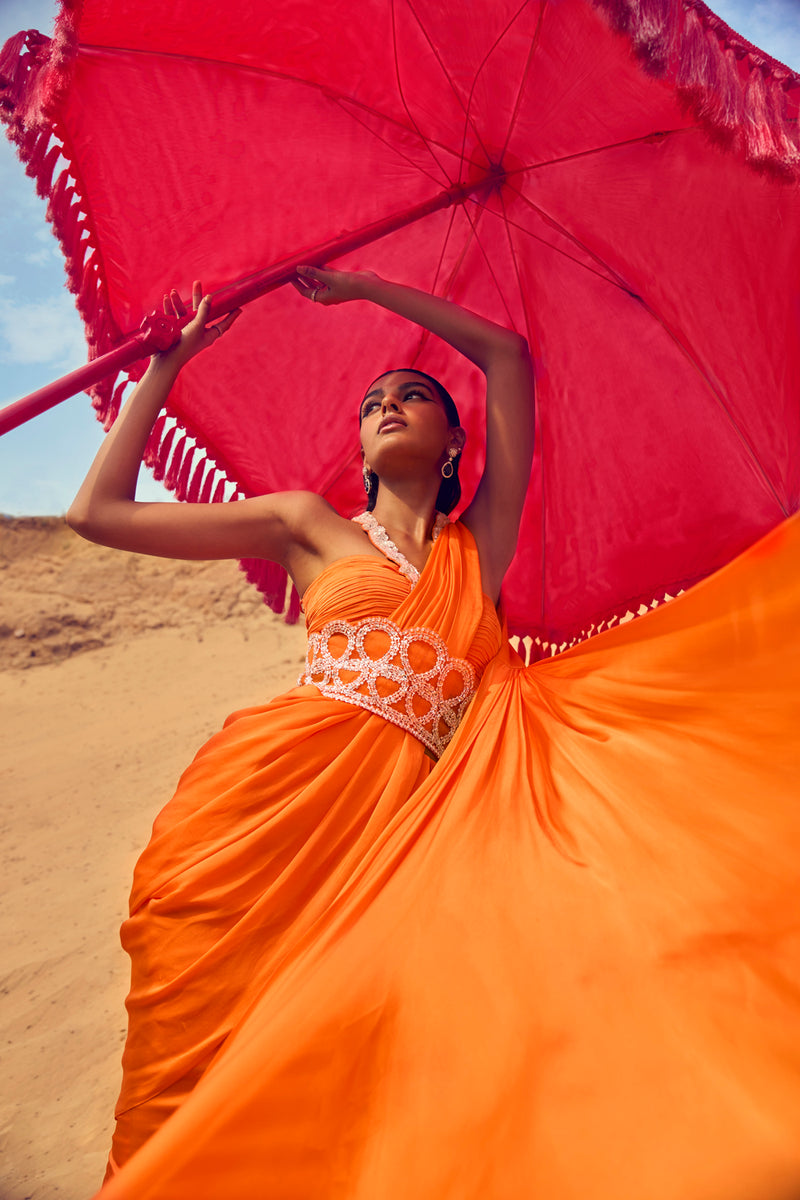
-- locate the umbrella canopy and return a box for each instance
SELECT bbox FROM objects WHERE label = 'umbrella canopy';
[2,0,799,652]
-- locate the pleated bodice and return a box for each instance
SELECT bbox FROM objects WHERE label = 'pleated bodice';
[302,523,502,682]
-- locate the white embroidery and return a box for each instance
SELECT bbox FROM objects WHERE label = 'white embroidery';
[299,616,476,759]
[352,511,448,587]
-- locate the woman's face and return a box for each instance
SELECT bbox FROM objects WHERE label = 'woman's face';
[359,371,453,476]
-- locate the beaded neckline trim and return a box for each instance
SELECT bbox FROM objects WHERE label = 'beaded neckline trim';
[352,511,448,587]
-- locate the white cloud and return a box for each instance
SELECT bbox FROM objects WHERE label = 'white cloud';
[24,247,58,267]
[0,274,15,286]
[0,293,86,368]
[22,227,61,266]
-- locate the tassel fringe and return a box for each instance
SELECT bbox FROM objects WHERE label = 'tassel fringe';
[239,557,299,618]
[511,581,695,664]
[591,0,800,177]
[0,4,127,428]
[0,0,301,623]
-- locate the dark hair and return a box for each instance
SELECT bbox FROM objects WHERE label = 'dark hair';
[360,368,463,515]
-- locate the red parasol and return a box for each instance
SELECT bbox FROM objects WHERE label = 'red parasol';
[1,0,799,652]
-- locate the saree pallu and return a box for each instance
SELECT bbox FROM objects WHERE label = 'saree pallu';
[101,517,800,1199]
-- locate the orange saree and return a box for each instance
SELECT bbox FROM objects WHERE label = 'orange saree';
[100,517,800,1200]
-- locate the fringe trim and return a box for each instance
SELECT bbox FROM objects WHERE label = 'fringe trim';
[0,1,124,427]
[0,5,301,623]
[139,398,301,618]
[508,571,721,663]
[591,0,800,177]
[0,0,80,131]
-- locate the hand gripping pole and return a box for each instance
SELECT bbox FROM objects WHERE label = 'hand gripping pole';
[0,175,499,437]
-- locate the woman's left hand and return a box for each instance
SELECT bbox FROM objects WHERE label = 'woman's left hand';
[292,265,380,306]
[157,281,242,369]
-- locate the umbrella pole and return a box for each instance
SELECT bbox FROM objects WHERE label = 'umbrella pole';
[0,176,496,437]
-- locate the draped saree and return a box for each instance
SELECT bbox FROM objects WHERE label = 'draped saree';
[100,517,800,1199]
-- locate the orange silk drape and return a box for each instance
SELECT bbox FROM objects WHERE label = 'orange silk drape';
[101,518,800,1199]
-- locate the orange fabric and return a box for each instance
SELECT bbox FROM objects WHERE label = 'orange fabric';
[101,518,800,1199]
[108,523,499,1166]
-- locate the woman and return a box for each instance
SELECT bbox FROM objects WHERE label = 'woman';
[69,265,531,1171]
[69,270,800,1199]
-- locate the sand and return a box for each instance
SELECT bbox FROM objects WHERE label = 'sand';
[0,517,307,1199]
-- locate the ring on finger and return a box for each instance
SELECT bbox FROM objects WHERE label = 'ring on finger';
[311,287,319,303]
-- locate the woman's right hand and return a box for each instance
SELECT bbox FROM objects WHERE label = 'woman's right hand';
[156,280,242,371]
[292,265,381,306]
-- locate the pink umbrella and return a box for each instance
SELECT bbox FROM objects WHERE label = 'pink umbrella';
[1,0,799,651]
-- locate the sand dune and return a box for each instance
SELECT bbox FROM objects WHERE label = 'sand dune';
[1,517,306,1199]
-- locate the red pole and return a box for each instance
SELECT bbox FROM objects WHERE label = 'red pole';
[0,177,491,437]
[0,319,176,436]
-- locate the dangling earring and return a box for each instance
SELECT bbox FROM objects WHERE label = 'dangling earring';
[362,465,372,494]
[441,448,458,479]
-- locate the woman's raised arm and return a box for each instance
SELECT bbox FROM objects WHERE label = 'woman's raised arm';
[66,283,336,574]
[295,266,534,600]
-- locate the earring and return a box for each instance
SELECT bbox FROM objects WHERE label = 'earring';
[362,465,372,494]
[441,448,458,480]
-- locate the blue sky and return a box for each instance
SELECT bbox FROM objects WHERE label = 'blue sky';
[1,0,799,515]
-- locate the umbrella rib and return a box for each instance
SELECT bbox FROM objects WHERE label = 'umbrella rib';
[78,42,464,169]
[498,191,537,351]
[329,97,446,189]
[407,203,467,366]
[504,127,691,175]
[461,204,518,332]
[499,0,547,163]
[619,307,790,517]
[457,0,539,172]
[504,192,789,518]
[403,0,492,167]
[389,0,454,182]
[505,184,635,291]
[429,202,460,299]
[471,189,628,294]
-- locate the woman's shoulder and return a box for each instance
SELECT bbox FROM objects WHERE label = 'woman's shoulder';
[263,491,350,542]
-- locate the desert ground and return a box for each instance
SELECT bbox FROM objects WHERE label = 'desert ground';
[0,516,307,1199]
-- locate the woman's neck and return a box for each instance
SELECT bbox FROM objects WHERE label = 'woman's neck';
[370,480,440,547]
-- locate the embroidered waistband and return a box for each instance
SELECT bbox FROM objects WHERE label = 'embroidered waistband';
[298,617,476,759]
